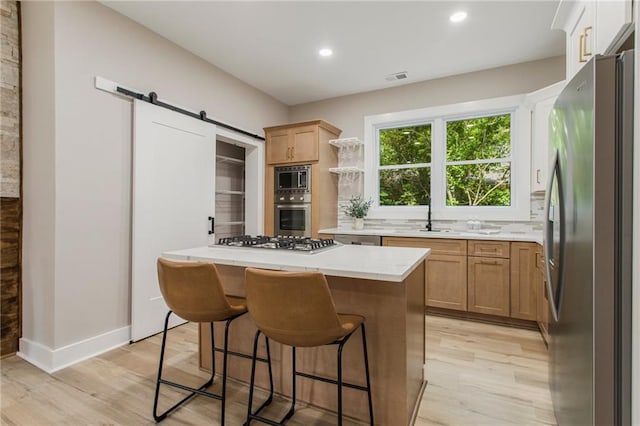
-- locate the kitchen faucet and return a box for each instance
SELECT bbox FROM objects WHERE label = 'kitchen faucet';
[425,197,432,231]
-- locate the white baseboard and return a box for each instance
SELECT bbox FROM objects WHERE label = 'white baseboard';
[17,326,131,374]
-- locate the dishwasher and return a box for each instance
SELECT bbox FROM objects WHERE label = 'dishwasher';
[334,234,382,246]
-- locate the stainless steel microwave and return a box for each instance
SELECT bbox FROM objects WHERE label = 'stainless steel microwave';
[275,165,311,193]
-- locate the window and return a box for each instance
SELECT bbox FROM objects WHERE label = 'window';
[445,114,511,207]
[378,124,431,206]
[364,95,530,221]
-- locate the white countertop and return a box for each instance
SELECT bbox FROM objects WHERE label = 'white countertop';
[319,227,543,245]
[162,244,430,282]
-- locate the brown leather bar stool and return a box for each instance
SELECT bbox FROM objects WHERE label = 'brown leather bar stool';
[244,268,374,426]
[154,258,274,424]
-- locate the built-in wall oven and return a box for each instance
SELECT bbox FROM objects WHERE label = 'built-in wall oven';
[274,165,311,237]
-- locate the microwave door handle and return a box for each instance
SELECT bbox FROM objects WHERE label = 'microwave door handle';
[297,172,301,189]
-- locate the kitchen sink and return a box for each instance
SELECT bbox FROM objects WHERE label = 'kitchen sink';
[417,228,459,234]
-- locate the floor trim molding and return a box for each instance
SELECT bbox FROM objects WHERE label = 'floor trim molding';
[17,326,131,373]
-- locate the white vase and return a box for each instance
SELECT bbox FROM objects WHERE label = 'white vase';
[353,218,364,230]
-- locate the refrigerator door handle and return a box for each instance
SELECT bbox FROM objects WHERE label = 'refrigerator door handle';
[544,150,564,322]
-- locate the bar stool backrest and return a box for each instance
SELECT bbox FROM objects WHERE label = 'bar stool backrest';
[245,268,345,347]
[157,258,244,322]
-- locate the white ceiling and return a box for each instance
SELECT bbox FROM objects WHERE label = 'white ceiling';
[101,1,565,106]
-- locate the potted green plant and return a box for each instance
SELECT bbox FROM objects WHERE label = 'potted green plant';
[343,194,373,230]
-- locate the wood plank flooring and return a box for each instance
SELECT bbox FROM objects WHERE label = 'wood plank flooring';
[417,316,556,426]
[1,315,556,425]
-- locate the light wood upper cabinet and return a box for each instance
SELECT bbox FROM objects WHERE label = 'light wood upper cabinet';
[383,237,467,311]
[266,129,292,164]
[510,242,538,321]
[265,123,323,165]
[263,120,341,237]
[468,256,511,317]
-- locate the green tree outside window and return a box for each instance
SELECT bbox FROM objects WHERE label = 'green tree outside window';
[446,114,511,206]
[377,114,512,207]
[379,125,431,206]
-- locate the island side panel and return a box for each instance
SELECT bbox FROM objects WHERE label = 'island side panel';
[405,260,426,419]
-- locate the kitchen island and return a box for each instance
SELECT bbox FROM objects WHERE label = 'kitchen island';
[162,243,430,425]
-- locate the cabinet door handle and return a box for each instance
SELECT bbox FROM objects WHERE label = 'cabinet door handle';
[583,26,592,57]
[536,169,541,184]
[291,146,295,159]
[579,34,586,63]
[579,26,592,63]
[286,147,291,159]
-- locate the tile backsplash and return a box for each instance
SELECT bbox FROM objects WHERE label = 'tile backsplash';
[332,136,546,233]
[337,192,546,233]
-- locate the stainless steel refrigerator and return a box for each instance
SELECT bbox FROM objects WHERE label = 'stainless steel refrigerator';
[544,51,633,426]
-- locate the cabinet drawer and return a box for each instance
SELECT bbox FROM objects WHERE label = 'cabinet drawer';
[383,237,466,256]
[468,240,510,258]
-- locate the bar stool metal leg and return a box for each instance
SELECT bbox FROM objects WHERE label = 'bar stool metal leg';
[337,339,346,426]
[361,323,374,425]
[153,311,215,422]
[221,318,233,426]
[246,331,276,426]
[283,347,296,422]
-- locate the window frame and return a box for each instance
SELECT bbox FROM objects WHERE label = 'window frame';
[376,120,433,209]
[364,94,531,221]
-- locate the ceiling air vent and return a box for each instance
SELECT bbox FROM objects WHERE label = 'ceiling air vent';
[385,71,408,82]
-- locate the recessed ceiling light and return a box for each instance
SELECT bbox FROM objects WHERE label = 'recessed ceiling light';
[318,48,333,57]
[449,11,467,23]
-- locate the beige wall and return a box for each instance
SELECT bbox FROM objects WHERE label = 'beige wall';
[290,56,565,141]
[21,1,288,359]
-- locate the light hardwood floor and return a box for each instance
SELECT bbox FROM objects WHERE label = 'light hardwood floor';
[1,315,556,425]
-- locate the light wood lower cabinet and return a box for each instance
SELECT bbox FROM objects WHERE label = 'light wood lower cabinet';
[427,254,468,311]
[467,256,511,317]
[510,242,538,320]
[384,237,547,325]
[383,237,467,311]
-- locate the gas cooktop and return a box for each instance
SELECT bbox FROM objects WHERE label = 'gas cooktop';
[215,235,338,253]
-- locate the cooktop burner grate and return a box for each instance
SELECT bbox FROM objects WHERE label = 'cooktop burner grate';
[215,235,338,253]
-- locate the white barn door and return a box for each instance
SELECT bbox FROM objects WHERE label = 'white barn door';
[131,100,216,342]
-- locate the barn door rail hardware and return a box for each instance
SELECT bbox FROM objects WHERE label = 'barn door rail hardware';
[115,86,265,141]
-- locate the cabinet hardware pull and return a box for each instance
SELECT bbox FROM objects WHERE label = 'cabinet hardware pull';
[536,169,541,184]
[291,146,295,159]
[208,216,215,235]
[583,26,592,57]
[579,26,592,63]
[286,147,291,159]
